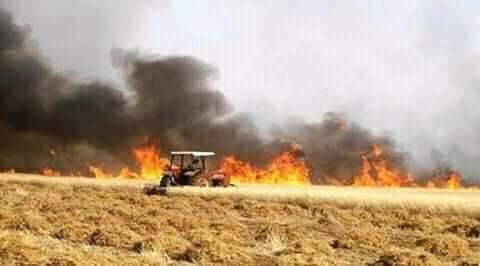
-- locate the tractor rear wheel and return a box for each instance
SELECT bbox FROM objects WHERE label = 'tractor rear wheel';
[193,176,211,187]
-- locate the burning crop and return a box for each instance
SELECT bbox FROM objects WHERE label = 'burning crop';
[218,143,463,188]
[0,6,468,190]
[40,167,60,177]
[427,171,462,189]
[220,145,311,186]
[85,139,168,180]
[88,165,112,179]
[117,167,140,179]
[34,138,464,189]
[132,139,169,180]
[353,144,412,187]
[351,144,463,189]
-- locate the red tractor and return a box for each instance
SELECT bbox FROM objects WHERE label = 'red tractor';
[159,151,230,188]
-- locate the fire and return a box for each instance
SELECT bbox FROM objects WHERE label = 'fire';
[352,144,462,189]
[133,141,169,180]
[117,167,140,179]
[220,146,311,185]
[88,165,111,178]
[220,157,257,183]
[87,165,139,179]
[32,137,464,189]
[85,139,168,179]
[40,167,60,177]
[425,170,462,189]
[446,171,462,189]
[353,144,413,187]
[264,148,311,185]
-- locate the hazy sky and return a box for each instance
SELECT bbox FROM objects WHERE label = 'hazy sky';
[2,0,480,176]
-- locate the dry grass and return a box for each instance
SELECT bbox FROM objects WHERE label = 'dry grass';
[0,229,170,265]
[1,173,480,265]
[167,183,480,217]
[5,173,480,216]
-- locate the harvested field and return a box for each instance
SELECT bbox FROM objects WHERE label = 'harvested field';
[1,174,480,265]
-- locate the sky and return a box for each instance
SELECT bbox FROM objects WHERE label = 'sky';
[2,0,480,177]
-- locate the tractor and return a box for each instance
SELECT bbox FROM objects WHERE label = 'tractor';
[144,151,230,195]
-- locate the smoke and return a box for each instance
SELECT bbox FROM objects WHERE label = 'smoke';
[0,6,280,174]
[118,51,276,163]
[0,4,459,183]
[129,1,480,180]
[0,7,131,172]
[271,112,408,183]
[0,0,161,82]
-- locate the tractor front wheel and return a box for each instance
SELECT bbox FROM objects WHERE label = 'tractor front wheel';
[193,176,211,187]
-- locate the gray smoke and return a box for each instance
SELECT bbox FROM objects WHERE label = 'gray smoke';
[0,6,280,174]
[0,1,473,183]
[271,112,408,184]
[0,0,160,82]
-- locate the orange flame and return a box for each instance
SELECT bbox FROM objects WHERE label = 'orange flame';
[117,167,140,179]
[426,181,436,189]
[85,139,168,179]
[31,137,465,189]
[220,146,310,185]
[88,165,111,178]
[352,144,462,189]
[133,141,169,180]
[425,170,462,189]
[446,171,462,189]
[220,157,257,182]
[353,144,413,187]
[41,167,60,177]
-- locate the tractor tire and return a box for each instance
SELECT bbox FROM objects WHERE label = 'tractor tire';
[193,176,211,187]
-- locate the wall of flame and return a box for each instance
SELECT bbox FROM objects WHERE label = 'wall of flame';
[39,139,462,189]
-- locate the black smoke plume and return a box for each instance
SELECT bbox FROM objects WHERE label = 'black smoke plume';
[271,112,408,184]
[0,8,275,174]
[0,7,409,182]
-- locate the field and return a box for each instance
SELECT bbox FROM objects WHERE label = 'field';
[1,174,480,265]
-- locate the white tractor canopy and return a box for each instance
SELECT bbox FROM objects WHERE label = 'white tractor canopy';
[170,151,216,157]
